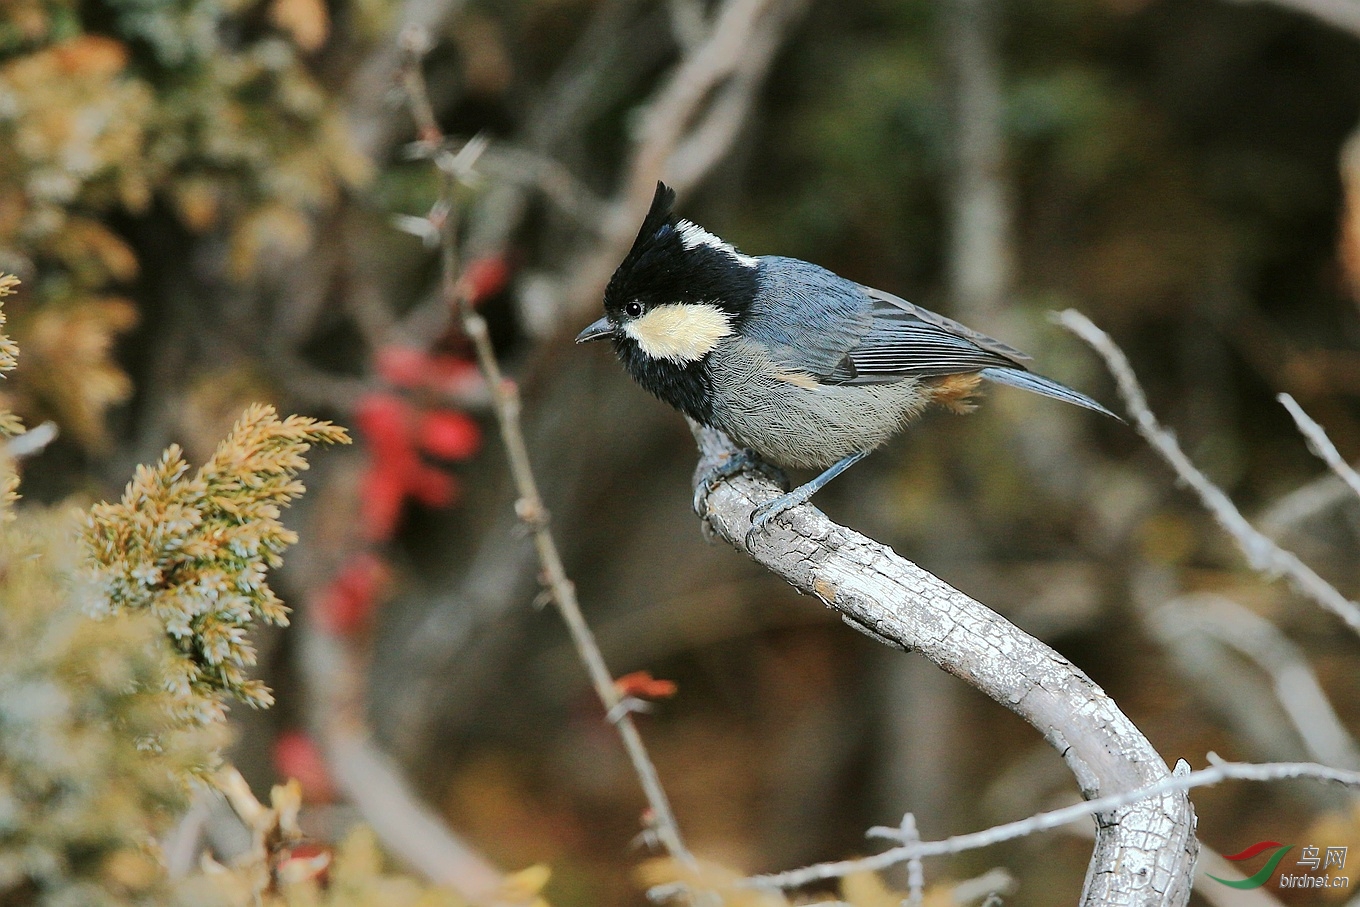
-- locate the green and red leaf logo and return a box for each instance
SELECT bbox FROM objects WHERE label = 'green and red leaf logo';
[1210,841,1293,889]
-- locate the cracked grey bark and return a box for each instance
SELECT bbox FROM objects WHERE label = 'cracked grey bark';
[690,422,1198,905]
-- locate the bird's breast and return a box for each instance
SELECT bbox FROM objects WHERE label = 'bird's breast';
[704,337,930,470]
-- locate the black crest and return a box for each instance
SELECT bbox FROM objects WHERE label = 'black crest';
[629,181,679,262]
[602,181,756,319]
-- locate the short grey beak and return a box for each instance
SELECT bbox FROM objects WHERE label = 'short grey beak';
[575,316,613,344]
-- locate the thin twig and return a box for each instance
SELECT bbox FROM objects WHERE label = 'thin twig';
[1152,593,1360,769]
[1059,308,1360,637]
[951,869,1017,905]
[893,813,925,906]
[664,0,805,191]
[564,0,793,315]
[163,791,212,878]
[685,757,1360,895]
[1257,469,1357,540]
[1278,392,1360,503]
[942,0,1012,323]
[4,421,56,459]
[1194,842,1289,907]
[399,34,695,870]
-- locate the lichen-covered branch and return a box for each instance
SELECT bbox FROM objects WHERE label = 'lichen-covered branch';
[689,420,1198,905]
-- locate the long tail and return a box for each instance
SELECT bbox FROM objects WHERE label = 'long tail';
[979,367,1121,421]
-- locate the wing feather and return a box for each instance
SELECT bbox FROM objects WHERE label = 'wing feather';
[821,287,1029,385]
[746,260,1032,386]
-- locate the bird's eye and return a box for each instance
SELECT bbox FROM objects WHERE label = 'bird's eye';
[625,301,643,318]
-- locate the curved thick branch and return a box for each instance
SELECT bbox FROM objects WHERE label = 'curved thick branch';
[689,421,1198,905]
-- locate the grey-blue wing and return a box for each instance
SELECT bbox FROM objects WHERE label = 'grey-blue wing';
[746,260,1032,385]
[742,257,875,378]
[820,286,1030,385]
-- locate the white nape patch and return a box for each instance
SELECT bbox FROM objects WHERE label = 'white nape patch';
[676,220,759,269]
[624,303,734,364]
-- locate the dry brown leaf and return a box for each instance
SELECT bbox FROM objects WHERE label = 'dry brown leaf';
[635,857,791,906]
[270,0,329,52]
[1340,129,1360,306]
[19,298,136,446]
[59,217,139,282]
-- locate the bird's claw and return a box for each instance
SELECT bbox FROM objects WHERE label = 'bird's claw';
[693,449,766,516]
[749,500,782,530]
[692,449,796,547]
[744,496,795,548]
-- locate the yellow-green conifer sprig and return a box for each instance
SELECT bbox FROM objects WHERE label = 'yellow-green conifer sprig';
[82,403,349,727]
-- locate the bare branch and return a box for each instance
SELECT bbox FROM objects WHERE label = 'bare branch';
[1278,392,1360,503]
[951,869,1017,905]
[897,813,925,906]
[1059,308,1360,637]
[564,0,801,317]
[687,421,1197,905]
[1151,594,1360,769]
[299,618,509,904]
[666,0,707,50]
[327,730,509,892]
[665,0,805,189]
[1194,844,1290,907]
[163,793,212,879]
[1061,815,1288,906]
[3,421,56,459]
[942,0,1012,323]
[710,757,1356,894]
[345,0,476,160]
[1257,470,1358,540]
[400,39,697,871]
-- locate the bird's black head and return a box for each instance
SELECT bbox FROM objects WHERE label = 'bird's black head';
[603,182,759,323]
[576,182,760,422]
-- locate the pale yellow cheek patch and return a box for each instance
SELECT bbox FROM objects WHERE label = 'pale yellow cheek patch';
[624,303,733,364]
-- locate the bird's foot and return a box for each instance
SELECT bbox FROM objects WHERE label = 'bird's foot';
[742,450,870,549]
[692,449,783,516]
[744,485,817,548]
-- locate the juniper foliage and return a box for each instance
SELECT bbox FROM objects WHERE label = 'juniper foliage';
[81,405,349,727]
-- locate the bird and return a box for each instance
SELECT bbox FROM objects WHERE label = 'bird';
[576,181,1117,540]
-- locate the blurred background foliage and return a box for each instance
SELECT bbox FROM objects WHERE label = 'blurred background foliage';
[1,0,1360,903]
